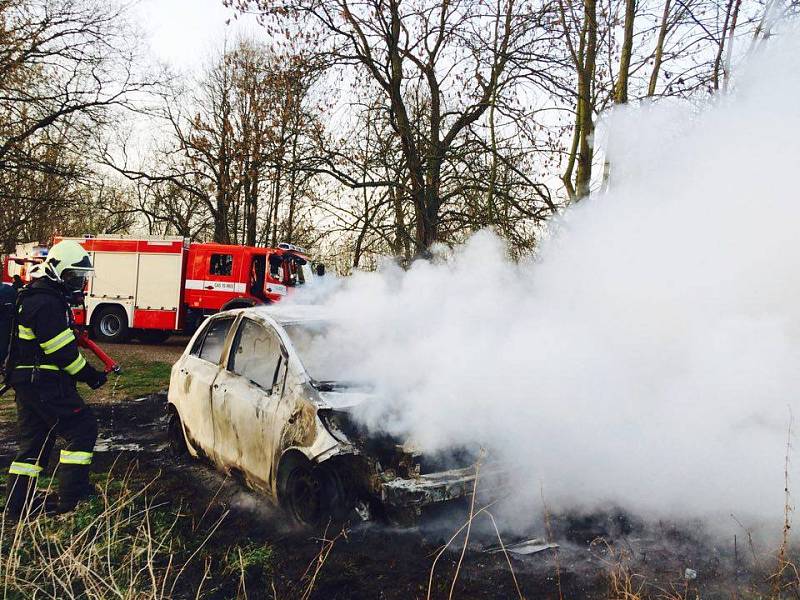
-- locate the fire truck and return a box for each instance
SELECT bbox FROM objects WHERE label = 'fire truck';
[2,235,323,343]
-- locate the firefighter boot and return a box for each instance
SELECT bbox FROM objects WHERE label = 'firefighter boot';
[4,473,34,518]
[3,470,49,520]
[56,462,96,514]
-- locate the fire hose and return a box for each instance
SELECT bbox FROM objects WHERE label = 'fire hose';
[0,329,121,397]
[74,329,121,375]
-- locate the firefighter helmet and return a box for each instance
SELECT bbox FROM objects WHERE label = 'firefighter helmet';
[30,240,93,283]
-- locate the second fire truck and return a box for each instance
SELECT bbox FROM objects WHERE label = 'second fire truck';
[2,235,325,343]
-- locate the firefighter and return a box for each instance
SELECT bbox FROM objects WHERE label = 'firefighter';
[3,240,107,518]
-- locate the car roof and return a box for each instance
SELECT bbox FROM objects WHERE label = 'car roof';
[245,303,334,326]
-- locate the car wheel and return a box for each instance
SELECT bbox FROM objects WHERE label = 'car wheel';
[167,409,188,457]
[92,305,130,343]
[282,463,323,527]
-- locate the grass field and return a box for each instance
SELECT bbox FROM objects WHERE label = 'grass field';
[84,358,173,403]
[0,338,182,418]
[0,466,278,599]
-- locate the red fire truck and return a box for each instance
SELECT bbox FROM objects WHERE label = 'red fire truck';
[2,235,324,343]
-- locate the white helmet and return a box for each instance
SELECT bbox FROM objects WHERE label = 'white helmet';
[30,240,93,288]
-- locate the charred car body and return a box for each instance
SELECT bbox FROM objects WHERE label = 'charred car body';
[167,305,482,525]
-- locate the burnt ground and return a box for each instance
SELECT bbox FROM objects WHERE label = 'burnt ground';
[0,388,793,599]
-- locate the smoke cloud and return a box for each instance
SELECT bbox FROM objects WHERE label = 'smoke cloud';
[293,27,800,533]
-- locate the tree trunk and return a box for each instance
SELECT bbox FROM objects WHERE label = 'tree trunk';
[712,0,736,91]
[213,198,229,243]
[647,0,672,97]
[603,0,636,187]
[391,186,410,261]
[415,188,441,251]
[615,0,635,104]
[286,128,300,243]
[245,170,258,246]
[575,0,597,200]
[723,0,743,92]
[270,166,281,246]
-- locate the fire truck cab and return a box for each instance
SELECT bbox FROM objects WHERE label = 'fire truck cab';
[183,241,317,323]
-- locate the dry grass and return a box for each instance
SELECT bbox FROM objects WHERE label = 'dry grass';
[0,463,223,600]
[427,449,526,600]
[766,412,799,599]
[591,538,646,600]
[541,484,564,600]
[298,523,348,600]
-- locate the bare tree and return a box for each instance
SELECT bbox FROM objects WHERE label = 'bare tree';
[0,0,153,251]
[103,39,322,247]
[229,0,558,253]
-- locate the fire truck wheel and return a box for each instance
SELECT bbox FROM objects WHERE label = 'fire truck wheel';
[92,305,131,343]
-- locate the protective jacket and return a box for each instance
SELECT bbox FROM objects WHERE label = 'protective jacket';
[8,278,101,388]
[4,277,103,517]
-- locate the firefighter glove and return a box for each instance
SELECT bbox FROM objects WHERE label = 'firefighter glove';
[86,369,107,390]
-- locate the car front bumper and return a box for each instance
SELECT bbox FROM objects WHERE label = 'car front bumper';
[379,464,504,509]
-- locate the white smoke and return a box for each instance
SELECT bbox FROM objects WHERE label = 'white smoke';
[294,27,800,533]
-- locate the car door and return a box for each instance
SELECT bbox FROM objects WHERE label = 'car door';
[210,318,286,490]
[177,315,236,458]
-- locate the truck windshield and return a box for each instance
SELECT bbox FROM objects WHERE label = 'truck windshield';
[283,321,366,386]
[268,254,309,287]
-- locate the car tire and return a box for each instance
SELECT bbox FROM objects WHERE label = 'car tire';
[281,462,324,527]
[92,305,131,343]
[167,408,188,457]
[137,330,171,344]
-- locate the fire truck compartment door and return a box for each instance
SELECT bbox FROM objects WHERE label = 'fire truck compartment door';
[90,252,137,299]
[136,253,182,310]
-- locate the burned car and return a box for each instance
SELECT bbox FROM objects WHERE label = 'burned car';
[166,305,483,526]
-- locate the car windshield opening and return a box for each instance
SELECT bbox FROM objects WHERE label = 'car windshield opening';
[283,321,368,387]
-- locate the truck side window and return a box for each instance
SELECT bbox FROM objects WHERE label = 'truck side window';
[228,319,282,392]
[198,317,234,364]
[210,254,233,276]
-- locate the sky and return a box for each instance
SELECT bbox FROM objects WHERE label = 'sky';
[134,0,264,74]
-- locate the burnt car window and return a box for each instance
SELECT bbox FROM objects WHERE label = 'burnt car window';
[284,321,372,387]
[229,319,282,391]
[210,253,233,276]
[189,319,212,356]
[283,321,355,383]
[198,317,234,364]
